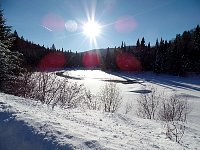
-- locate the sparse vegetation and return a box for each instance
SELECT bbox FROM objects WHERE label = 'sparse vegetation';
[98,82,122,113]
[136,87,160,119]
[124,102,134,114]
[158,95,191,143]
[136,87,191,143]
[84,89,100,110]
[13,71,86,109]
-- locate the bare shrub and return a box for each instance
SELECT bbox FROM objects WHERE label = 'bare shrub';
[32,72,58,104]
[125,102,134,114]
[5,70,37,98]
[18,71,36,98]
[98,82,122,113]
[136,86,191,143]
[158,95,191,142]
[84,90,100,110]
[16,71,86,109]
[158,95,190,122]
[53,82,85,109]
[136,87,160,119]
[165,121,186,143]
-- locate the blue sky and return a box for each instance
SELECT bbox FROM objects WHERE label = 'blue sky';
[2,0,200,52]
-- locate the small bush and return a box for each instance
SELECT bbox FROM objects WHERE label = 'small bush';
[84,90,100,110]
[158,94,190,122]
[136,87,160,119]
[98,82,122,113]
[53,81,85,109]
[14,71,86,109]
[158,95,191,142]
[125,102,134,114]
[136,87,191,143]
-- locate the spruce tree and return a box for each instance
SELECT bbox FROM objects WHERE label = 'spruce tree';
[0,9,14,49]
[123,42,126,52]
[136,38,140,50]
[105,47,111,70]
[193,25,200,73]
[0,9,23,93]
[121,41,124,49]
[147,42,150,49]
[154,39,161,73]
[141,37,145,49]
[51,43,56,50]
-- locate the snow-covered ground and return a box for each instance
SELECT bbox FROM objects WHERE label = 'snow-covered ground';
[0,70,200,149]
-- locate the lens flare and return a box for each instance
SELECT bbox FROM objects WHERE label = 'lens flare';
[116,53,141,71]
[38,52,66,71]
[83,20,101,38]
[42,13,65,31]
[65,20,78,32]
[82,51,100,68]
[115,16,137,33]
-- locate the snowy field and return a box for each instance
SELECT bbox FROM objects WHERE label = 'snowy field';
[0,70,200,149]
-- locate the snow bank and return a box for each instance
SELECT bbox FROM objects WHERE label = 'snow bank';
[0,92,199,149]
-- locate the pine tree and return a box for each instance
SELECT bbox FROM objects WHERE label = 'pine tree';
[128,46,131,53]
[141,37,145,49]
[112,46,117,70]
[192,25,200,73]
[143,42,153,71]
[136,38,140,50]
[167,34,182,75]
[13,30,18,37]
[51,43,56,50]
[180,31,191,74]
[121,41,124,49]
[154,39,161,73]
[123,42,126,52]
[0,9,23,92]
[105,47,111,70]
[147,42,150,49]
[0,9,14,49]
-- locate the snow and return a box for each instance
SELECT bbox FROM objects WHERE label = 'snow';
[1,70,200,149]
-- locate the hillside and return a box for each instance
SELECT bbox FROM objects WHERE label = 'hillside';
[1,70,200,150]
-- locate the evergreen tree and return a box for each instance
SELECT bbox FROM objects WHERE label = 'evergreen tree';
[143,42,153,71]
[51,43,56,50]
[147,42,150,49]
[192,25,200,73]
[128,46,131,53]
[113,46,117,70]
[0,9,23,92]
[105,47,112,70]
[156,38,164,72]
[13,30,18,37]
[136,38,140,50]
[167,34,182,75]
[141,37,145,49]
[121,41,124,49]
[0,9,14,49]
[180,31,191,74]
[154,39,161,73]
[123,42,126,52]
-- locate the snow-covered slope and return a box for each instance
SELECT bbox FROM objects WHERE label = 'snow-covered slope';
[0,70,200,149]
[0,93,194,150]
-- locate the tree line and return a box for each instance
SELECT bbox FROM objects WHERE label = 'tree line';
[102,26,200,76]
[10,25,200,76]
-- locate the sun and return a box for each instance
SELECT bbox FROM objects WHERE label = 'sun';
[83,20,101,38]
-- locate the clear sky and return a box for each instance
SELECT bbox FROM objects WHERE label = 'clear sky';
[1,0,200,52]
